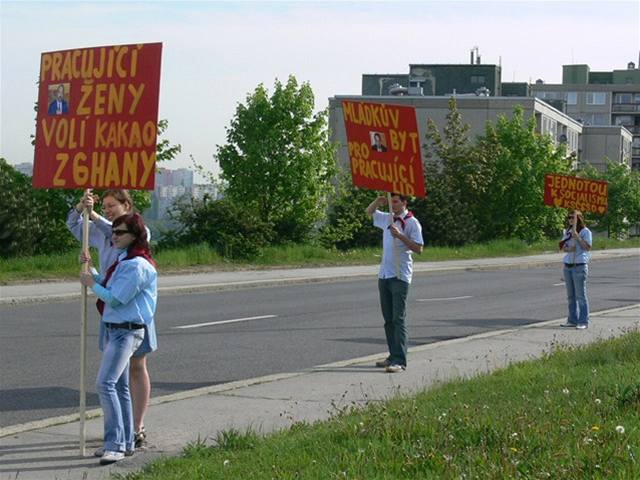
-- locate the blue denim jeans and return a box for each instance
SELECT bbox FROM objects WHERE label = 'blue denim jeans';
[378,277,410,367]
[96,326,144,452]
[563,264,589,326]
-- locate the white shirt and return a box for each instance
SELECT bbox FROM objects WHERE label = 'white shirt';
[373,209,423,283]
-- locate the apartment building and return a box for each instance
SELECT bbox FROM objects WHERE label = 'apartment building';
[531,63,639,169]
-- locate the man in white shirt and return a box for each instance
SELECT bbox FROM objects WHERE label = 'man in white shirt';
[366,193,423,373]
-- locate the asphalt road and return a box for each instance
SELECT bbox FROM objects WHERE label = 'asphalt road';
[1,258,638,428]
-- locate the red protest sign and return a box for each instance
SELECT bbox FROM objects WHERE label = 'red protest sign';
[33,43,162,190]
[544,174,608,214]
[342,100,425,197]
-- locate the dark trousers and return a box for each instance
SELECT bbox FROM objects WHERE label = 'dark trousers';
[378,277,410,367]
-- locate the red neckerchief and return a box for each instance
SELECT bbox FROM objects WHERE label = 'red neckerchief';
[558,231,572,250]
[558,225,584,250]
[96,246,156,315]
[389,211,414,230]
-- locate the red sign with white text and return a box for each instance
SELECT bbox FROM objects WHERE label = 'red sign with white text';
[342,100,425,197]
[544,174,608,214]
[32,42,162,190]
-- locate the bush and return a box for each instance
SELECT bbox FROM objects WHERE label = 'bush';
[0,159,77,258]
[318,178,380,250]
[160,195,272,260]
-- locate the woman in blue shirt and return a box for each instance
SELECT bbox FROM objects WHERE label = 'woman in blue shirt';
[80,213,157,465]
[68,190,156,449]
[559,209,592,330]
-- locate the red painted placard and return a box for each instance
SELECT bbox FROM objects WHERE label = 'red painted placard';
[342,100,425,197]
[33,42,162,190]
[544,174,608,214]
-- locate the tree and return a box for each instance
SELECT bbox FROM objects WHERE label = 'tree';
[474,107,571,242]
[581,161,640,239]
[0,159,76,257]
[416,97,484,246]
[318,173,380,250]
[217,76,336,243]
[161,195,272,260]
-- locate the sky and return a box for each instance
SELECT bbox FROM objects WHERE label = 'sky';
[1,0,639,181]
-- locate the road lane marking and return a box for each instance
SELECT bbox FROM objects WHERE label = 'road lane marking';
[172,315,277,329]
[3,303,638,438]
[416,296,473,302]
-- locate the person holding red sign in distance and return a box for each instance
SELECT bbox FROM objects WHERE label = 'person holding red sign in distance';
[559,209,592,330]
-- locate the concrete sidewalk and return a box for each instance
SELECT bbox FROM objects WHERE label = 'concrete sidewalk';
[2,248,638,305]
[1,303,639,480]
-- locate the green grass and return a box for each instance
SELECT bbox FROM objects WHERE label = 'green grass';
[1,237,638,285]
[120,332,640,480]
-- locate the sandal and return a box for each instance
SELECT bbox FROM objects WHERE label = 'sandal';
[134,426,147,448]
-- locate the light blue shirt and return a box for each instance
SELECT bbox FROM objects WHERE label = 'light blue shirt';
[92,252,157,328]
[68,209,157,353]
[67,208,118,274]
[562,227,592,264]
[373,210,423,284]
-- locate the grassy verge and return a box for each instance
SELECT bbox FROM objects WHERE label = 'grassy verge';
[122,332,640,479]
[1,237,638,284]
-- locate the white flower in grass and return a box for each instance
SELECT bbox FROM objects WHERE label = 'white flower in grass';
[562,388,570,395]
[583,437,593,445]
[595,398,602,405]
[511,432,518,438]
[616,425,625,434]
[223,459,230,466]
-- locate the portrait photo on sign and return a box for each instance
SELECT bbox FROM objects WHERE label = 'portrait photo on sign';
[47,83,70,115]
[370,131,388,152]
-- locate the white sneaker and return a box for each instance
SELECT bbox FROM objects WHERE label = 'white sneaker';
[100,450,125,465]
[95,447,134,458]
[385,364,405,373]
[576,324,588,330]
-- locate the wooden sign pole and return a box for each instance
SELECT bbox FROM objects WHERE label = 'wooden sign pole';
[79,189,91,456]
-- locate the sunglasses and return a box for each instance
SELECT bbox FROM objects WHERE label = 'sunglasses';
[112,228,132,236]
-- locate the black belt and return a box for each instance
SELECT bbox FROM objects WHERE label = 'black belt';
[105,322,144,330]
[564,263,586,267]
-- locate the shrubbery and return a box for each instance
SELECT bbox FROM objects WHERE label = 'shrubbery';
[160,195,272,260]
[0,158,77,258]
